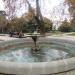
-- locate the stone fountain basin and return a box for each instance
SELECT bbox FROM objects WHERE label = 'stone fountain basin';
[0,38,75,75]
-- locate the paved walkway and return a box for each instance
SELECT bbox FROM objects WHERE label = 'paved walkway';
[0,34,75,41]
[0,35,18,41]
[45,34,75,41]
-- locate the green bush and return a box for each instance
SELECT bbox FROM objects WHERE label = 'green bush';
[43,17,53,32]
[70,18,75,31]
[58,20,71,32]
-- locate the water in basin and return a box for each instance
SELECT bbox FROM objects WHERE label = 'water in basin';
[0,43,74,62]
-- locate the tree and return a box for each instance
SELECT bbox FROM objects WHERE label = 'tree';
[65,0,75,31]
[70,18,75,31]
[43,17,53,32]
[2,0,17,20]
[58,20,71,32]
[22,9,36,33]
[65,0,75,16]
[9,17,27,32]
[22,10,53,33]
[2,0,45,34]
[0,16,7,33]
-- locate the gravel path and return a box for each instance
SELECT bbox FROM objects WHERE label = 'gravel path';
[0,35,18,41]
[0,34,75,41]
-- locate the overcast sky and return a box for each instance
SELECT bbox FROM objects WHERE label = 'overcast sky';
[0,0,70,28]
[0,0,64,12]
[0,0,70,21]
[0,0,4,10]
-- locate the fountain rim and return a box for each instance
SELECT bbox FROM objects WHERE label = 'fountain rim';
[0,38,75,74]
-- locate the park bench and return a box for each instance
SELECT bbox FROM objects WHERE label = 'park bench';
[9,32,24,38]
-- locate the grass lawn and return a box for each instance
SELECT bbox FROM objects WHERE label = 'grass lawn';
[46,31,64,36]
[67,32,75,36]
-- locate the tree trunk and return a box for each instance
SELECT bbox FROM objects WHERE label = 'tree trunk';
[35,0,45,34]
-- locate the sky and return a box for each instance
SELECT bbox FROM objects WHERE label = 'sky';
[0,0,65,13]
[0,0,5,10]
[0,0,70,28]
[0,0,70,22]
[0,0,64,8]
[15,0,65,17]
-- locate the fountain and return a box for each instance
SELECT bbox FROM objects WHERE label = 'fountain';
[30,31,40,51]
[0,0,75,75]
[0,38,75,75]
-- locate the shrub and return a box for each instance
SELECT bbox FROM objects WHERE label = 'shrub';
[58,20,71,32]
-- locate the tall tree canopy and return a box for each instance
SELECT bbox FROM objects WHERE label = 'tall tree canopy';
[58,19,71,32]
[65,0,75,30]
[66,0,75,18]
[2,0,45,34]
[0,16,7,33]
